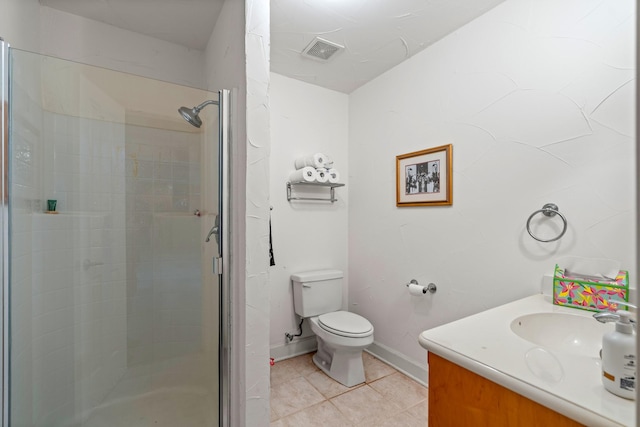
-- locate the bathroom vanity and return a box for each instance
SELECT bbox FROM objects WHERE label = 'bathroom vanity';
[419,294,635,427]
[428,353,582,426]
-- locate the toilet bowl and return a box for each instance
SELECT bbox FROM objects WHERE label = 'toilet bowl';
[291,270,374,387]
[309,311,374,387]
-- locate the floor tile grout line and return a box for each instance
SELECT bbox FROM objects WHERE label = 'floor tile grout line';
[270,352,428,426]
[325,398,355,426]
[270,394,354,425]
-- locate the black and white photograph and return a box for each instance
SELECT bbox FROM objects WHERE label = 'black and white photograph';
[396,144,452,207]
[405,160,440,195]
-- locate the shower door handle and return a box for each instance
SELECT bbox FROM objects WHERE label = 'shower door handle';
[206,214,220,244]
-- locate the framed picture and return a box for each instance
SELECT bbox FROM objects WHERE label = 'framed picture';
[396,144,452,207]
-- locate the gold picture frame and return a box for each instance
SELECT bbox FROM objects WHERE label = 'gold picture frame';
[396,144,452,207]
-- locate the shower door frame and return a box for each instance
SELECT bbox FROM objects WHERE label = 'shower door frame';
[0,37,8,427]
[218,89,231,427]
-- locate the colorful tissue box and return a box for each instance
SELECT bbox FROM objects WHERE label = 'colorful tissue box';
[553,264,629,312]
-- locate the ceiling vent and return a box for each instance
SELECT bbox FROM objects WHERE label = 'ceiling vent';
[301,37,344,61]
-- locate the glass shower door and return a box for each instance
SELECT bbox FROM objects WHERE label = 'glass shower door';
[6,48,225,427]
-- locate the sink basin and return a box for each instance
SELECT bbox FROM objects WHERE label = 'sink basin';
[510,312,613,357]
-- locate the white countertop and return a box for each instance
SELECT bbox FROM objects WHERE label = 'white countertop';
[419,294,635,427]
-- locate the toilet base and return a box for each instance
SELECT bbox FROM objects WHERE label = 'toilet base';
[312,337,366,387]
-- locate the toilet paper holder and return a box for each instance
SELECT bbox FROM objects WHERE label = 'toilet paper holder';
[406,279,437,294]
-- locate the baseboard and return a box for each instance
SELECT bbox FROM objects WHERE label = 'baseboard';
[365,342,429,387]
[270,336,317,362]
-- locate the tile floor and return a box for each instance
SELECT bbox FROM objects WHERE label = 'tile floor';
[270,352,429,426]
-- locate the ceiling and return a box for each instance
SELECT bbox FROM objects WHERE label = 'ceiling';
[40,0,506,93]
[271,0,505,93]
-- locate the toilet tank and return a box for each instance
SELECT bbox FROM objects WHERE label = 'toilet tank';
[291,269,343,317]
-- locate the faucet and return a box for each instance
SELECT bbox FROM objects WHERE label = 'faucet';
[593,301,637,332]
[593,311,627,323]
[607,300,637,310]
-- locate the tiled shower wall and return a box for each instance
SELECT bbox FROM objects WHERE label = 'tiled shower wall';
[10,100,129,424]
[10,59,43,425]
[39,111,128,425]
[124,125,203,366]
[11,82,203,426]
[4,4,218,424]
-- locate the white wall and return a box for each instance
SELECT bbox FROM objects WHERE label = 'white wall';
[205,1,246,93]
[269,73,349,355]
[244,0,271,424]
[0,0,41,51]
[1,2,206,88]
[39,6,205,89]
[348,0,636,367]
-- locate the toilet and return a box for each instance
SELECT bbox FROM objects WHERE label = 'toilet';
[291,269,374,387]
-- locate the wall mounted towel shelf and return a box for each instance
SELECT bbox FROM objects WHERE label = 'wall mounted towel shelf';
[286,181,345,203]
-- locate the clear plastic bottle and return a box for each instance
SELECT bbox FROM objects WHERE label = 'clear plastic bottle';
[601,311,636,400]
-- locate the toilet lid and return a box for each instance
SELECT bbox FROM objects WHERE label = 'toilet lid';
[318,311,373,338]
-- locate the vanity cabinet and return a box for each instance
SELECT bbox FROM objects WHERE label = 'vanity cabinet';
[428,353,584,427]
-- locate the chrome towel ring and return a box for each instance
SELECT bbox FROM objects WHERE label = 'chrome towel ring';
[526,203,567,243]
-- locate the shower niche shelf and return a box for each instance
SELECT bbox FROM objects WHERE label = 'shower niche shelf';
[286,181,345,203]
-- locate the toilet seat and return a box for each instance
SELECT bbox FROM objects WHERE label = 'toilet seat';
[318,311,373,338]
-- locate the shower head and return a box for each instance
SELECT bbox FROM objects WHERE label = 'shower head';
[179,106,203,128]
[178,99,219,128]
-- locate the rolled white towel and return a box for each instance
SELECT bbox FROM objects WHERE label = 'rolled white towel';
[315,168,329,183]
[294,153,327,169]
[327,168,340,184]
[289,167,318,183]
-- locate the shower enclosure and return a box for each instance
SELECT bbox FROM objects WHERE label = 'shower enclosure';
[0,41,231,427]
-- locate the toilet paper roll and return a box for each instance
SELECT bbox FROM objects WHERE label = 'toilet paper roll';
[327,168,340,184]
[289,167,318,183]
[315,168,329,183]
[294,153,327,170]
[408,283,426,296]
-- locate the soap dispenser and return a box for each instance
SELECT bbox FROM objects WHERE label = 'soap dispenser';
[601,310,636,400]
